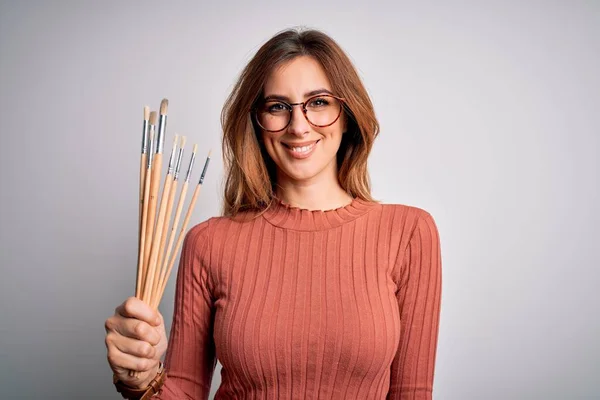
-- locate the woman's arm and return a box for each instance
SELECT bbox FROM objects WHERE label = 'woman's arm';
[156,221,217,399]
[388,209,442,400]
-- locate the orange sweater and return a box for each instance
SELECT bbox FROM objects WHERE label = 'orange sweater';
[156,198,442,399]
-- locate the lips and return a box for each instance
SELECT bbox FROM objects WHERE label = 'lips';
[281,139,320,159]
[282,139,320,149]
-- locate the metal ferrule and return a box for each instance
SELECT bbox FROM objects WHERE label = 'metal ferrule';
[184,152,197,183]
[174,148,184,180]
[141,120,149,153]
[156,114,167,154]
[147,125,155,168]
[167,142,177,175]
[199,156,211,184]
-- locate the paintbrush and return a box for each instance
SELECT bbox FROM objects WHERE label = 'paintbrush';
[143,99,168,274]
[151,143,197,309]
[153,150,211,309]
[150,136,187,307]
[139,106,150,225]
[131,114,168,379]
[142,133,178,303]
[135,111,156,298]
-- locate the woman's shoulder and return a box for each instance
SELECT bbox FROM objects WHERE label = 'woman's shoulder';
[375,202,441,255]
[182,213,262,265]
[186,211,260,238]
[378,201,436,221]
[376,201,439,237]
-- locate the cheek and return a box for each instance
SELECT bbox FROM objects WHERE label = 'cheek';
[260,132,279,160]
[320,126,344,148]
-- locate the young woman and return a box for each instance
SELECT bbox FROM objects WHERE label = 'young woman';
[105,28,442,399]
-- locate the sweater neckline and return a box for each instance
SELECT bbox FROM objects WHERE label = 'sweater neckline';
[261,196,378,231]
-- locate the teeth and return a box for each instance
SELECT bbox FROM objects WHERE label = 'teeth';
[290,143,315,153]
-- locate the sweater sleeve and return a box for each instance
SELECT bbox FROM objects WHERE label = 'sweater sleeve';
[387,209,442,400]
[156,221,217,399]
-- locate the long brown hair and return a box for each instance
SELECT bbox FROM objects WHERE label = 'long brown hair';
[221,28,379,217]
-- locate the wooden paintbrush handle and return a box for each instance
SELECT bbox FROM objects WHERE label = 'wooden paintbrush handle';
[154,183,201,309]
[142,174,173,304]
[136,164,153,298]
[152,182,189,309]
[151,180,179,307]
[139,154,147,227]
[143,154,163,274]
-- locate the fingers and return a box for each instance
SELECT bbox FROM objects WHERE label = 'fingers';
[105,297,166,384]
[116,297,162,327]
[108,333,158,359]
[105,315,161,345]
[106,341,159,373]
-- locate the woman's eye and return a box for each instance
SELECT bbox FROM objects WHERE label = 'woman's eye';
[267,103,288,113]
[308,97,330,108]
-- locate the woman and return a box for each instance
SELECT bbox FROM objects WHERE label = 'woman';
[105,28,442,399]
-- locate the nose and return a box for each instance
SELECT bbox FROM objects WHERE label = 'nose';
[287,105,310,137]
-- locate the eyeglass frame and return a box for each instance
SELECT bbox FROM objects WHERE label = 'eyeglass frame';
[252,94,347,133]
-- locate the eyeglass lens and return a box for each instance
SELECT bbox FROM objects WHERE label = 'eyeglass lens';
[256,95,342,132]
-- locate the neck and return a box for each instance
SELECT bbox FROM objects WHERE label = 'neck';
[274,163,353,211]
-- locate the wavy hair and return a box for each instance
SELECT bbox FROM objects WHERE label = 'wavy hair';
[221,28,379,217]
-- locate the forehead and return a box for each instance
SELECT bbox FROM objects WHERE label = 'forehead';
[263,56,332,96]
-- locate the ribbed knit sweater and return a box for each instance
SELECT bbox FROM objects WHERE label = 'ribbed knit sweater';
[156,198,442,399]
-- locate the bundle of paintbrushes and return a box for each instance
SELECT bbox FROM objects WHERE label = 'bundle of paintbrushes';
[130,99,211,376]
[135,99,211,312]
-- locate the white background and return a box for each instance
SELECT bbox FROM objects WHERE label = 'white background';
[1,1,598,398]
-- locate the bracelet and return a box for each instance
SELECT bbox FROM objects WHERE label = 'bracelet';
[113,363,166,400]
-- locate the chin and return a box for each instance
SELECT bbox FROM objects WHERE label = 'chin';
[279,155,339,184]
[280,164,323,183]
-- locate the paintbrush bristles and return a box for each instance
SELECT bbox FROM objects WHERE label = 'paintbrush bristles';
[149,111,157,125]
[208,149,212,158]
[160,99,168,115]
[180,136,187,149]
[193,144,198,153]
[144,106,150,121]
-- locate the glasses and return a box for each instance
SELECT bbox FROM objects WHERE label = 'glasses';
[254,94,345,133]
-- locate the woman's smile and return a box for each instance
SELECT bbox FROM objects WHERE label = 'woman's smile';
[281,139,321,159]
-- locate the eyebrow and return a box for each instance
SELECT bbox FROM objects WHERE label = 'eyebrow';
[263,88,334,102]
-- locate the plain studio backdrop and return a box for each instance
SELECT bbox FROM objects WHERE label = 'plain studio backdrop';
[0,1,598,399]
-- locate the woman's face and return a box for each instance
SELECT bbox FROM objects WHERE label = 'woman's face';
[259,56,346,185]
